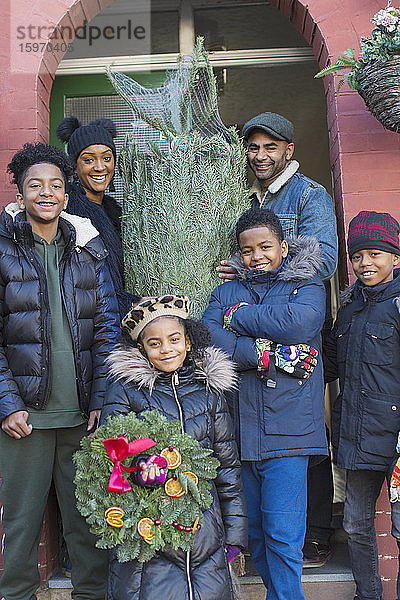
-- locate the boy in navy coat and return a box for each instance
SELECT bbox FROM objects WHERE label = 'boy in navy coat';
[325,210,400,600]
[203,208,327,599]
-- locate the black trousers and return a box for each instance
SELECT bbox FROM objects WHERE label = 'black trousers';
[305,280,335,547]
[305,442,334,545]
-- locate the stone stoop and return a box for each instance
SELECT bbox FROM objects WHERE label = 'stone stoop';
[37,577,72,600]
[233,539,355,600]
[302,575,355,600]
[40,572,355,600]
[235,573,355,600]
[39,541,355,600]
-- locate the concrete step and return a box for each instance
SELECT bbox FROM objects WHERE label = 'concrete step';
[39,574,355,600]
[37,576,72,600]
[238,578,355,600]
[40,543,355,600]
[232,540,355,599]
[236,542,355,600]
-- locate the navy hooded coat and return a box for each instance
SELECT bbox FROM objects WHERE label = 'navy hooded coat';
[202,236,328,461]
[324,272,400,471]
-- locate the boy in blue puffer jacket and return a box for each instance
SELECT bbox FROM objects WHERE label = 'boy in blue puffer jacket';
[202,207,327,600]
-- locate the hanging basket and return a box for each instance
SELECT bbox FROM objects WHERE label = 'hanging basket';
[356,55,400,133]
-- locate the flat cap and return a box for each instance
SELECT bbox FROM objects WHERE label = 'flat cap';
[242,112,294,143]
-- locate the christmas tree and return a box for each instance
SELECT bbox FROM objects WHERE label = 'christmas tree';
[108,38,249,316]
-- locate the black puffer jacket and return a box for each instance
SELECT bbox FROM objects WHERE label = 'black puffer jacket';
[324,271,400,471]
[101,345,248,600]
[0,203,120,424]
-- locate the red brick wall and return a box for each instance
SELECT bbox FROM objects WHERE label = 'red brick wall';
[268,0,400,286]
[1,0,400,594]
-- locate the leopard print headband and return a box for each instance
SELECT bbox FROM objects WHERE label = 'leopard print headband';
[122,295,191,341]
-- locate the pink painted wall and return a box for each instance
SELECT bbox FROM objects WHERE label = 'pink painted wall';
[1,0,400,592]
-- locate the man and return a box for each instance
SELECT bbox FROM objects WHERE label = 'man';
[218,112,338,568]
[218,111,338,281]
[0,142,120,600]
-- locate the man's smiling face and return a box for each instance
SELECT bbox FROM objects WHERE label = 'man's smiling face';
[246,129,294,186]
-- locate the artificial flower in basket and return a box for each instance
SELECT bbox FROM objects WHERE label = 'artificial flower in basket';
[315,2,400,132]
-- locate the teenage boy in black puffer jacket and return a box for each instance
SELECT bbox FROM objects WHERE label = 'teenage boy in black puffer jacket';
[325,211,400,600]
[0,143,120,600]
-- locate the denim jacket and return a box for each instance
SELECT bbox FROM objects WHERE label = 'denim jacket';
[250,160,338,280]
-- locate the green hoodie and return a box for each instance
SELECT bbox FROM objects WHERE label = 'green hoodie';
[28,230,84,428]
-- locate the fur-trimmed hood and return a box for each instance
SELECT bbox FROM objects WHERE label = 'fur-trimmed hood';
[339,283,356,308]
[107,345,237,395]
[228,235,322,283]
[4,202,100,248]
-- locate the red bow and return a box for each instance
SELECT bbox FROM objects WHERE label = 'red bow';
[104,436,157,493]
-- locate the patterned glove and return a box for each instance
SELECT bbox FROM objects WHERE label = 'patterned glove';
[223,303,249,332]
[390,455,400,502]
[275,343,318,379]
[255,338,318,382]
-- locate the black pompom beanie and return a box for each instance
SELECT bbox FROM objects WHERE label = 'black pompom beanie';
[56,116,117,164]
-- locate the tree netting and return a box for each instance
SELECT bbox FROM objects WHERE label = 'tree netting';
[107,38,250,317]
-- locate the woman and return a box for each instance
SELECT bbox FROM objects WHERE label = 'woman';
[57,116,138,317]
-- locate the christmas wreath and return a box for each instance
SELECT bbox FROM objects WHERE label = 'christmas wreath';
[74,410,220,563]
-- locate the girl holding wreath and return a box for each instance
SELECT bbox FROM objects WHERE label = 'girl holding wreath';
[100,295,247,600]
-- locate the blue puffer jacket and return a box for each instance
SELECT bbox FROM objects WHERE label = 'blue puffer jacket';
[0,203,120,423]
[324,272,400,471]
[202,237,328,461]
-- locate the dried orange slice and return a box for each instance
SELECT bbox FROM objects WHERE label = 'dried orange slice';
[192,515,200,535]
[137,517,154,542]
[165,478,185,497]
[160,447,182,469]
[143,536,153,545]
[105,506,124,528]
[183,471,199,485]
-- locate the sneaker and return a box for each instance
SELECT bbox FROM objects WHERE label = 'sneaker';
[302,541,332,568]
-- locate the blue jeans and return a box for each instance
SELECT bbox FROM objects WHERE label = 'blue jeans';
[241,456,309,600]
[343,468,400,600]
